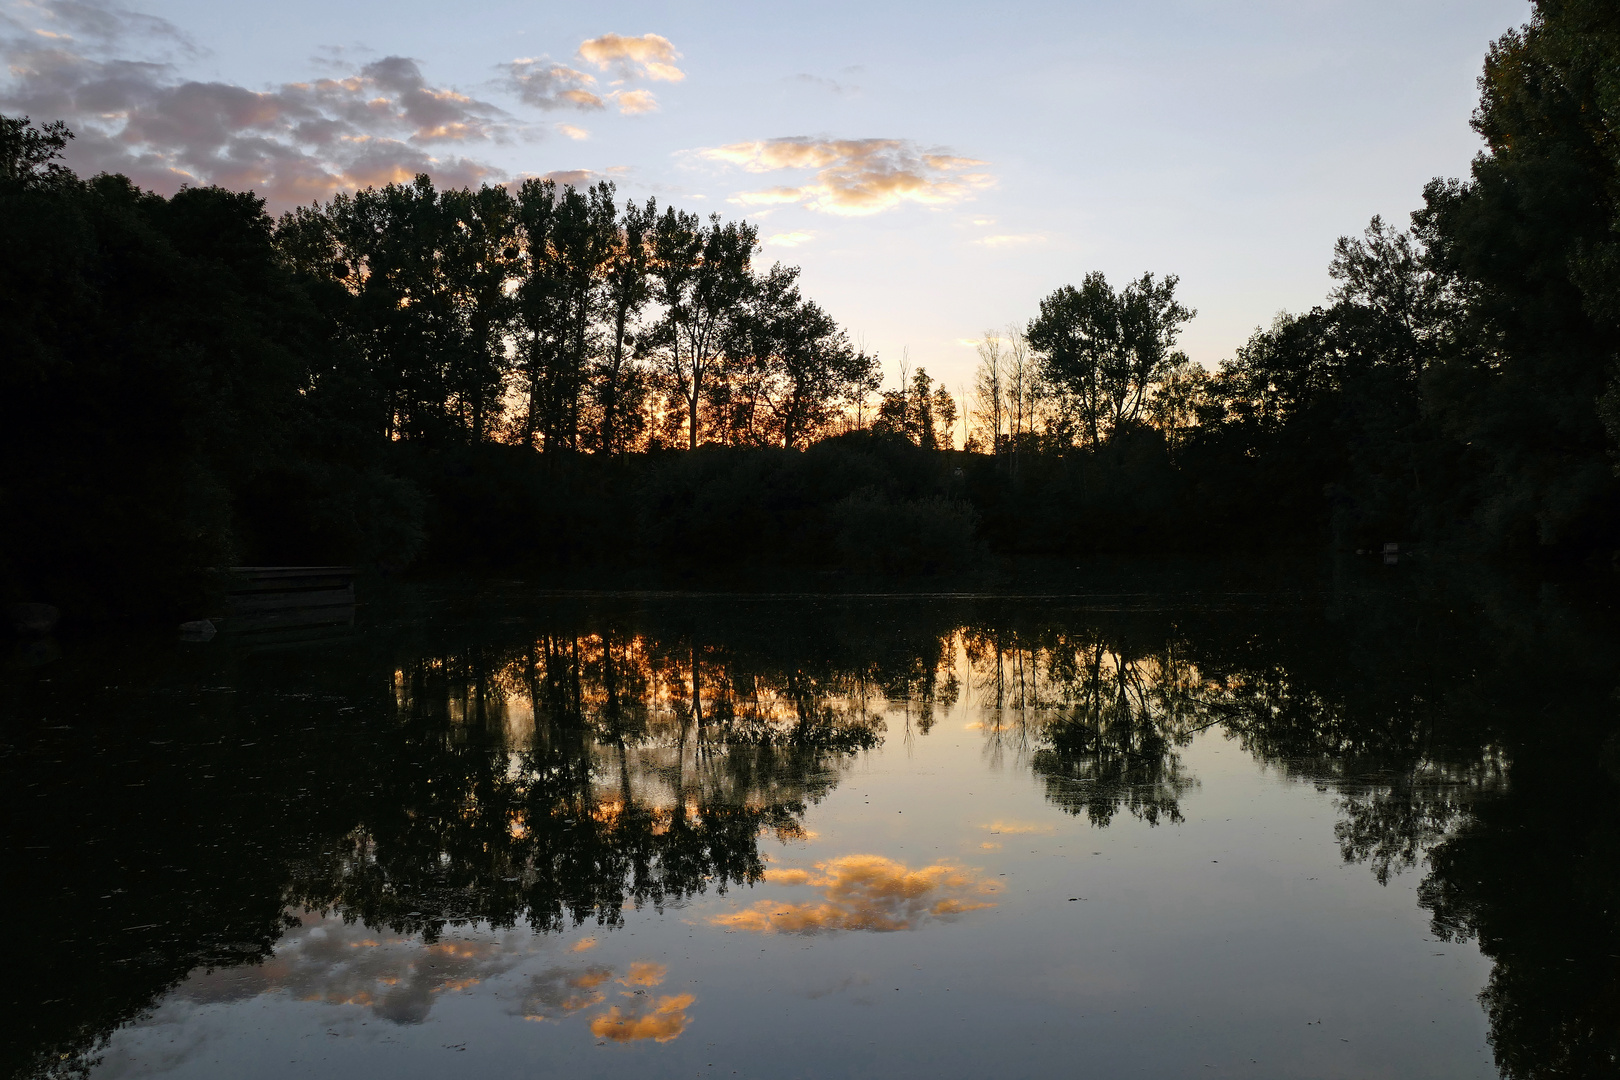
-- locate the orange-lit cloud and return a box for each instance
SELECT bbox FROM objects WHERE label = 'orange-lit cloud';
[570,936,599,953]
[711,854,999,934]
[611,88,659,115]
[557,123,590,140]
[698,138,992,216]
[578,33,684,83]
[590,993,695,1043]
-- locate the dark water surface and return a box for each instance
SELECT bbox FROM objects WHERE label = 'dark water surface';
[5,569,1619,1079]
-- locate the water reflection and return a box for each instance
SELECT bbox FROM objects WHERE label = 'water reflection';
[4,572,1618,1079]
[710,855,1000,934]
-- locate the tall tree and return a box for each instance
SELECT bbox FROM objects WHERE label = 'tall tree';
[652,210,758,450]
[594,194,657,456]
[1028,271,1194,446]
[738,263,879,449]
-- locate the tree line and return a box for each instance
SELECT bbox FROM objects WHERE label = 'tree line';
[961,0,1620,556]
[4,0,1619,617]
[274,177,883,454]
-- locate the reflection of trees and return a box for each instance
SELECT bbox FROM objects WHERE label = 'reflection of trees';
[963,627,1202,826]
[287,628,889,938]
[7,577,1620,1079]
[1,597,955,1080]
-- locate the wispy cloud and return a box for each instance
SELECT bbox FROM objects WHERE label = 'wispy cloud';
[556,122,589,140]
[1,0,511,207]
[696,137,993,216]
[795,72,858,96]
[763,230,816,247]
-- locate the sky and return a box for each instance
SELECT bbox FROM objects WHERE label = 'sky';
[1,0,1532,390]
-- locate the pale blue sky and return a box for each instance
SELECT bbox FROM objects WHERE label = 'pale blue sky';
[3,0,1530,388]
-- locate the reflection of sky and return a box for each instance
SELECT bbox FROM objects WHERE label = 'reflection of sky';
[90,918,700,1077]
[712,855,999,934]
[167,915,539,1025]
[84,632,1504,1080]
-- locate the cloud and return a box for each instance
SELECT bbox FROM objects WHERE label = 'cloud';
[611,88,658,114]
[505,57,602,110]
[518,167,597,188]
[556,123,589,140]
[577,32,683,83]
[976,233,1047,248]
[696,137,992,216]
[711,854,1000,934]
[763,230,815,248]
[0,1,513,208]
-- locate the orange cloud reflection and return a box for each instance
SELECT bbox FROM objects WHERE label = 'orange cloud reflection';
[590,994,695,1043]
[711,854,999,934]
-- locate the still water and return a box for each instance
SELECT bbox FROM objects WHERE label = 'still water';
[4,571,1618,1079]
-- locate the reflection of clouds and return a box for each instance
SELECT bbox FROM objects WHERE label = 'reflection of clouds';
[620,961,667,987]
[696,137,992,216]
[983,820,1056,836]
[518,964,613,1019]
[526,957,694,1043]
[591,993,695,1043]
[177,913,536,1025]
[712,854,999,934]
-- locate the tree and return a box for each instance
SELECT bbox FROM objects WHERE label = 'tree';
[0,114,73,189]
[1026,273,1115,448]
[875,364,955,449]
[514,179,616,451]
[652,210,758,449]
[972,330,1006,458]
[738,263,879,449]
[1027,271,1194,449]
[594,194,656,456]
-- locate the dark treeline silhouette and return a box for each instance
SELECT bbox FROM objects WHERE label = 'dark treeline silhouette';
[6,0,1620,621]
[967,0,1620,558]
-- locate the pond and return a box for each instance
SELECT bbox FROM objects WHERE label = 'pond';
[4,568,1618,1079]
